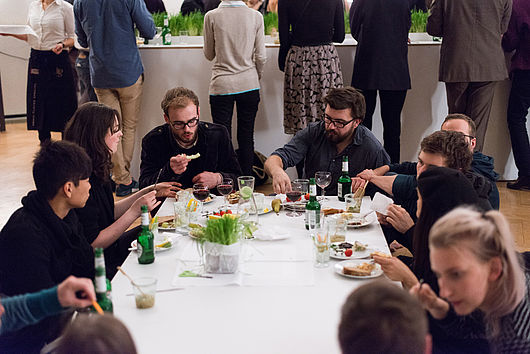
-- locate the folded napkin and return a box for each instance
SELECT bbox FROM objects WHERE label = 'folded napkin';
[371,192,394,215]
[253,226,291,241]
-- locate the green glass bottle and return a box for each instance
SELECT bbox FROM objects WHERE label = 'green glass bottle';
[305,178,321,230]
[93,248,113,313]
[337,156,351,202]
[162,14,172,45]
[137,205,155,264]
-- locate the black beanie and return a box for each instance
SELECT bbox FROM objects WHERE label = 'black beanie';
[417,166,479,217]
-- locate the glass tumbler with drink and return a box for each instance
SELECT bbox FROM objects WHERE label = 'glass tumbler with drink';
[345,193,362,213]
[313,222,330,268]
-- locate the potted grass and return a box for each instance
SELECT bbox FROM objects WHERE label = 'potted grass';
[200,214,242,274]
[409,10,431,42]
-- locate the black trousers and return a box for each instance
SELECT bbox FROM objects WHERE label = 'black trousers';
[507,70,530,178]
[361,89,407,163]
[210,90,260,176]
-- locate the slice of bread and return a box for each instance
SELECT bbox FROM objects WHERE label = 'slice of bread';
[370,251,391,259]
[343,263,375,276]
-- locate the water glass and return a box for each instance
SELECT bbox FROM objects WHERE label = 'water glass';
[345,193,362,213]
[133,277,157,309]
[237,176,255,194]
[174,201,189,228]
[313,224,330,268]
[178,30,189,44]
[293,179,309,194]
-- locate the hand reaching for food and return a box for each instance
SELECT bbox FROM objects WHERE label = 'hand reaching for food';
[372,254,418,289]
[272,170,292,194]
[170,154,189,175]
[351,177,365,192]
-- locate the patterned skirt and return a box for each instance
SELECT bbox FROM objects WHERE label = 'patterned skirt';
[283,44,343,134]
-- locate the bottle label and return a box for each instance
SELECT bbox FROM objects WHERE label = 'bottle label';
[342,161,348,173]
[95,276,106,293]
[137,242,144,259]
[95,257,105,269]
[307,210,319,229]
[164,33,172,44]
[309,184,317,196]
[141,212,149,226]
[338,183,342,198]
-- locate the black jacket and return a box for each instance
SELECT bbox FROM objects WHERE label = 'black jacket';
[139,122,242,189]
[0,191,94,353]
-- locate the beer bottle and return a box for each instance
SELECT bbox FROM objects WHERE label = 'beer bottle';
[162,14,172,45]
[305,178,321,230]
[337,156,351,202]
[93,248,113,313]
[137,205,155,264]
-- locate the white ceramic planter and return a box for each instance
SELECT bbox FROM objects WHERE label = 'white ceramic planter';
[204,241,241,274]
[408,32,434,42]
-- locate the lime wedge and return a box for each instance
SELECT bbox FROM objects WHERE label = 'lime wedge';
[240,186,253,200]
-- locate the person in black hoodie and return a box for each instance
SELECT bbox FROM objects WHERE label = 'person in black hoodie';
[0,141,95,354]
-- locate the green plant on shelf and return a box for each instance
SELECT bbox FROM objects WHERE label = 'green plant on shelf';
[410,10,428,33]
[263,12,278,35]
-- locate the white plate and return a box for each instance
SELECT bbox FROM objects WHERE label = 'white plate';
[158,222,176,231]
[130,236,174,252]
[330,244,372,260]
[346,212,377,229]
[334,260,383,279]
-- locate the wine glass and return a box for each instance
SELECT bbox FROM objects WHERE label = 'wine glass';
[217,177,233,209]
[286,181,303,217]
[315,171,332,201]
[192,183,210,214]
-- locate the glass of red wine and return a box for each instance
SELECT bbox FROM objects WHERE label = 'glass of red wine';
[217,177,233,209]
[286,181,303,217]
[193,183,210,214]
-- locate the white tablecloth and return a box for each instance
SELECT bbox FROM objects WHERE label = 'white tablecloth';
[112,195,392,354]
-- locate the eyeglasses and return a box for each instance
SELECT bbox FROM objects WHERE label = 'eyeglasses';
[169,117,199,130]
[323,116,355,128]
[463,134,476,140]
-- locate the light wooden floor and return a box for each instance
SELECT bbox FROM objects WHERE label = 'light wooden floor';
[1,120,529,251]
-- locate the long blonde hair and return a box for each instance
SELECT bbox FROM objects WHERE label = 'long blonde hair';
[429,207,526,335]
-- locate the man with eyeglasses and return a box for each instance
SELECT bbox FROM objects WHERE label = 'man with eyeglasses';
[139,87,242,189]
[264,87,390,194]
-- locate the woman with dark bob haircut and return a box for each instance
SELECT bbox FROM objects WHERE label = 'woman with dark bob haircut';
[64,102,179,276]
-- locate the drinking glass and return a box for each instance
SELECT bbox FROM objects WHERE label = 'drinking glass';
[345,193,362,213]
[133,277,157,309]
[286,181,303,217]
[315,171,332,200]
[217,177,234,208]
[237,176,255,194]
[193,183,210,214]
[313,222,330,268]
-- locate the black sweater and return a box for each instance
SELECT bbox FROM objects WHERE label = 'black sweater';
[139,122,242,189]
[0,191,94,353]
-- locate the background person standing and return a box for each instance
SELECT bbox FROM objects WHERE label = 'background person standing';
[349,0,411,163]
[427,0,512,152]
[502,0,530,191]
[74,0,155,197]
[203,0,266,176]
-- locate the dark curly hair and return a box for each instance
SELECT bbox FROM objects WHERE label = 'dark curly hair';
[323,86,366,121]
[64,102,120,181]
[420,130,472,171]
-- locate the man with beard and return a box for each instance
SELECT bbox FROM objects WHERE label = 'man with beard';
[139,87,241,190]
[265,87,390,194]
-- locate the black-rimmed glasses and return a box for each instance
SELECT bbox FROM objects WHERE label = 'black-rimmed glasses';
[463,134,476,140]
[323,116,355,129]
[169,117,199,130]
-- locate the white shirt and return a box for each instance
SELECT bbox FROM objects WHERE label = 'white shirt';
[26,0,75,50]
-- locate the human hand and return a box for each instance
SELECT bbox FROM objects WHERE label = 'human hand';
[154,181,182,198]
[357,169,375,182]
[376,211,390,226]
[386,204,414,234]
[372,255,418,289]
[351,177,366,193]
[57,276,96,308]
[170,154,189,175]
[192,172,221,189]
[52,42,64,55]
[132,190,160,216]
[410,282,450,319]
[272,170,292,194]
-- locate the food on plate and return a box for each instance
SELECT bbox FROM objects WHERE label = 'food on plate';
[304,193,310,200]
[212,210,233,217]
[323,208,344,216]
[353,241,367,252]
[185,153,201,160]
[159,221,175,229]
[271,198,282,213]
[343,262,375,276]
[344,249,353,257]
[156,240,172,249]
[370,251,392,259]
[227,191,240,204]
[135,294,155,309]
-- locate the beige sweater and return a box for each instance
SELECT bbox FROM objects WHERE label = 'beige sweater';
[203,0,266,95]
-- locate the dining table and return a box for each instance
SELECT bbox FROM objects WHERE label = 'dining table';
[111,194,393,354]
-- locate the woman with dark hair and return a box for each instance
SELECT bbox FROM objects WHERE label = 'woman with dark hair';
[64,102,179,276]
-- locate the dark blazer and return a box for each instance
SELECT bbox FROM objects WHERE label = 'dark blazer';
[349,0,411,90]
[139,122,242,189]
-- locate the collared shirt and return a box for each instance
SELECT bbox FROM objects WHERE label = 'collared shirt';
[26,0,75,51]
[271,121,390,195]
[74,0,155,88]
